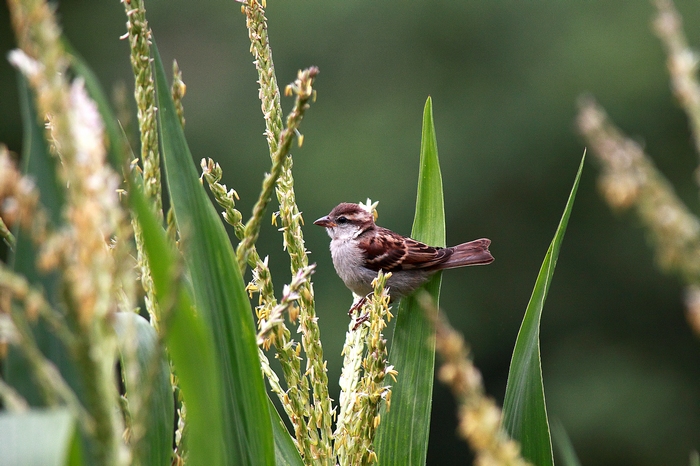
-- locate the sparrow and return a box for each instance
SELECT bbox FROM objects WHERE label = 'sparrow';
[314,202,494,301]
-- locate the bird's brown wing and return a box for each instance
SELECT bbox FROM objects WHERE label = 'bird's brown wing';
[361,227,451,272]
[361,228,407,272]
[400,237,452,270]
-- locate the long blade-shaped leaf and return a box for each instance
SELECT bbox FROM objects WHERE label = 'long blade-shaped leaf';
[691,451,700,466]
[152,41,274,465]
[375,96,445,465]
[502,153,585,466]
[114,312,173,466]
[268,398,303,466]
[4,75,73,406]
[129,178,225,466]
[14,75,64,223]
[551,420,582,466]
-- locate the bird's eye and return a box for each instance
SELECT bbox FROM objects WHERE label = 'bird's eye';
[336,216,348,224]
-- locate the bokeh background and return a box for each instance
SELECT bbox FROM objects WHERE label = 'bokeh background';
[2,1,700,464]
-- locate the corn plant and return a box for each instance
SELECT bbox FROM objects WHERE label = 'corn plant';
[0,0,583,465]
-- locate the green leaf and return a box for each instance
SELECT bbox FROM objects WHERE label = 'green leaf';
[551,420,582,466]
[152,40,274,465]
[129,178,225,466]
[502,153,585,466]
[166,299,226,466]
[4,74,76,408]
[8,70,97,465]
[268,398,304,466]
[375,96,445,465]
[690,451,700,466]
[113,312,173,466]
[14,75,64,224]
[0,408,83,466]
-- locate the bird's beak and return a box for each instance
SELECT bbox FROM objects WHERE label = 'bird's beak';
[313,215,336,228]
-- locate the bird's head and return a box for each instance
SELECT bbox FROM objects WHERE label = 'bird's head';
[314,203,375,241]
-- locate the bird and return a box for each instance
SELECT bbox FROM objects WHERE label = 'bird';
[314,202,493,301]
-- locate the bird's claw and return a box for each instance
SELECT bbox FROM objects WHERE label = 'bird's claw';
[352,313,369,330]
[349,292,373,330]
[347,294,369,316]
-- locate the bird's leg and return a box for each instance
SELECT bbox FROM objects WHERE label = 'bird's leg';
[352,313,370,330]
[348,293,368,316]
[349,292,373,330]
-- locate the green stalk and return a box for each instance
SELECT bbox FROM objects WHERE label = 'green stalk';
[241,1,333,461]
[122,0,162,329]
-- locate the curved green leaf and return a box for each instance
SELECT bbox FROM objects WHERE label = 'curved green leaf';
[129,178,225,466]
[691,451,700,466]
[502,153,585,466]
[4,75,73,407]
[15,75,64,223]
[152,40,274,465]
[114,312,173,466]
[551,420,582,466]
[268,398,303,466]
[133,183,302,465]
[166,292,227,466]
[375,96,445,465]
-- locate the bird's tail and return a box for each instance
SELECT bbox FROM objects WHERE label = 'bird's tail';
[441,238,494,269]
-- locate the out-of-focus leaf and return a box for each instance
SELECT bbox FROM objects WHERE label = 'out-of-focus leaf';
[4,74,77,409]
[129,178,225,466]
[14,75,64,223]
[0,408,83,466]
[690,451,700,466]
[375,96,445,465]
[551,420,582,466]
[152,41,274,465]
[268,398,304,466]
[114,312,173,466]
[64,41,128,171]
[502,153,585,466]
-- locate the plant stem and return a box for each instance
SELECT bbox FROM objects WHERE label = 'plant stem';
[122,0,162,216]
[121,0,163,330]
[241,2,333,461]
[8,1,129,463]
[653,0,700,180]
[335,272,394,466]
[237,67,318,270]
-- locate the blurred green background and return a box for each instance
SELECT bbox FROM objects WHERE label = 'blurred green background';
[3,1,700,464]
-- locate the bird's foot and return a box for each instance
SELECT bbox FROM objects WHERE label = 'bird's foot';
[352,313,370,330]
[347,293,369,316]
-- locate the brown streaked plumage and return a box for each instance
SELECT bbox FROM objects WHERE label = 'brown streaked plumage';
[314,203,493,300]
